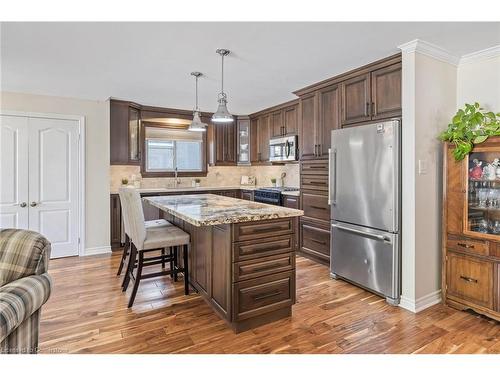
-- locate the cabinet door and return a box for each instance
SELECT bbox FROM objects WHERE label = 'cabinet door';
[300,219,330,262]
[299,93,318,160]
[341,73,371,126]
[318,85,340,158]
[224,123,237,164]
[371,63,402,120]
[110,195,122,248]
[258,114,270,162]
[271,110,283,138]
[283,195,300,209]
[445,146,465,235]
[215,124,225,164]
[446,252,494,309]
[283,104,298,135]
[128,107,141,163]
[237,118,250,165]
[110,101,130,164]
[250,118,259,163]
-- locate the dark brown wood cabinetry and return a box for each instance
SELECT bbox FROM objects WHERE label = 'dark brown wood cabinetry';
[110,100,141,165]
[249,100,299,165]
[215,123,237,165]
[443,139,500,321]
[110,194,122,248]
[295,54,401,162]
[240,190,254,201]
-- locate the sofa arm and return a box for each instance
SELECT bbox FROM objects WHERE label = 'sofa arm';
[0,273,52,343]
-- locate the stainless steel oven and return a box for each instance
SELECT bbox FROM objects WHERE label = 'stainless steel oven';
[269,135,298,162]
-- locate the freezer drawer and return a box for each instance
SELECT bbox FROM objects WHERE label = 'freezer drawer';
[330,221,400,302]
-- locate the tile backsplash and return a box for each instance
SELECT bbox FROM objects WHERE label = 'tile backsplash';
[110,164,300,193]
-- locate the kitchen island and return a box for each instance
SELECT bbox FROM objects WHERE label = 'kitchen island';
[144,194,303,333]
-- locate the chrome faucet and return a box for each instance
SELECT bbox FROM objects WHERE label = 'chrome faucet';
[174,168,181,188]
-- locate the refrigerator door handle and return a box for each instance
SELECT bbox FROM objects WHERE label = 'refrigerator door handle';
[328,148,337,205]
[331,223,391,243]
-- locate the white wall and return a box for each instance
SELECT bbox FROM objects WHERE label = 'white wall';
[457,53,500,111]
[399,40,458,312]
[0,91,110,254]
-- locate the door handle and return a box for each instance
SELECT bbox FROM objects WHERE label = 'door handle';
[365,102,370,116]
[329,149,337,205]
[20,202,27,208]
[331,223,389,242]
[30,202,38,207]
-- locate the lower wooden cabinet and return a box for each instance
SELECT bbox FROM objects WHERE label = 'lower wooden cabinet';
[446,251,494,310]
[110,194,122,248]
[282,194,300,209]
[299,218,330,263]
[240,189,254,201]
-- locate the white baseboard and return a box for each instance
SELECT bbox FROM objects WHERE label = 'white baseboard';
[399,290,442,313]
[84,246,112,256]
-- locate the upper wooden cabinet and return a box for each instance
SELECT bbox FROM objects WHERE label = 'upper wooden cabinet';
[318,85,341,158]
[341,73,371,125]
[257,114,270,163]
[270,110,283,138]
[110,100,141,165]
[341,63,402,126]
[371,62,403,120]
[214,123,237,166]
[299,93,318,160]
[270,104,298,137]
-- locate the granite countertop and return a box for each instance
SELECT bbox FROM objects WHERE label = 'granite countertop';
[111,186,300,194]
[144,193,304,227]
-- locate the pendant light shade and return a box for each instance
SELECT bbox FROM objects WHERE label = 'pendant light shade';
[188,71,207,132]
[212,49,234,124]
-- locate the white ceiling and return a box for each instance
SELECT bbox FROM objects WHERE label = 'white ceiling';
[1,22,499,114]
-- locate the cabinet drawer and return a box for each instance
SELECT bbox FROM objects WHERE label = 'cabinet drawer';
[301,176,329,192]
[233,218,293,242]
[233,235,294,262]
[233,271,295,321]
[446,252,494,309]
[447,237,489,256]
[233,253,295,282]
[282,195,300,209]
[301,160,329,175]
[301,192,330,222]
[300,220,330,259]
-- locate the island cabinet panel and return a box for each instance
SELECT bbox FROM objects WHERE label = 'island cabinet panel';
[233,271,295,322]
[233,235,294,262]
[233,218,294,242]
[211,225,232,319]
[233,253,295,282]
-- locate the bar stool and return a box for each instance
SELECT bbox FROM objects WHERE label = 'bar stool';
[117,188,173,283]
[120,188,190,308]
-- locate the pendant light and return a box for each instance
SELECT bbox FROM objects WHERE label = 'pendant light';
[212,49,234,123]
[188,71,207,132]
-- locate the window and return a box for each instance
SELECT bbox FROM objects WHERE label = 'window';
[144,126,203,173]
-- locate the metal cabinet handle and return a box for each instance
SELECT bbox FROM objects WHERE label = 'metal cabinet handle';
[460,275,478,283]
[365,102,370,116]
[371,102,375,116]
[332,223,389,242]
[253,290,282,301]
[310,238,327,245]
[457,242,475,249]
[310,205,327,210]
[20,202,27,208]
[330,148,337,205]
[30,202,38,207]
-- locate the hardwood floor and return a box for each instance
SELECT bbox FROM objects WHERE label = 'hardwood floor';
[39,251,500,354]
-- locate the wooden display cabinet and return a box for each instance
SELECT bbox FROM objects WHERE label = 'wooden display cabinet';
[443,139,500,321]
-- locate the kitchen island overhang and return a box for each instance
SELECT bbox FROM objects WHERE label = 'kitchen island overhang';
[144,194,304,333]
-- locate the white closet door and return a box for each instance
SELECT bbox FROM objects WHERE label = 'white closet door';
[28,117,79,258]
[0,115,29,229]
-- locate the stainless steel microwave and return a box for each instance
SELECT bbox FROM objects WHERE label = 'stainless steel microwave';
[269,135,298,162]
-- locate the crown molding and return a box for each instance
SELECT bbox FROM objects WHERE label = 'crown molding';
[398,39,460,66]
[459,45,500,65]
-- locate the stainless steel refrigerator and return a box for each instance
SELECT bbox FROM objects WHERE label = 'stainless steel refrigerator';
[328,119,401,305]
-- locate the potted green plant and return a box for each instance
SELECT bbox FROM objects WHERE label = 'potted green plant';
[194,178,201,188]
[121,178,129,186]
[439,103,500,161]
[270,177,277,187]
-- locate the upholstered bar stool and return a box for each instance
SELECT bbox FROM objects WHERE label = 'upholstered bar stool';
[117,188,173,283]
[120,188,190,308]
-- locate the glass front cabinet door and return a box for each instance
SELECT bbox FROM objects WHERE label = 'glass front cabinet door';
[465,147,500,239]
[128,106,141,163]
[237,117,250,165]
